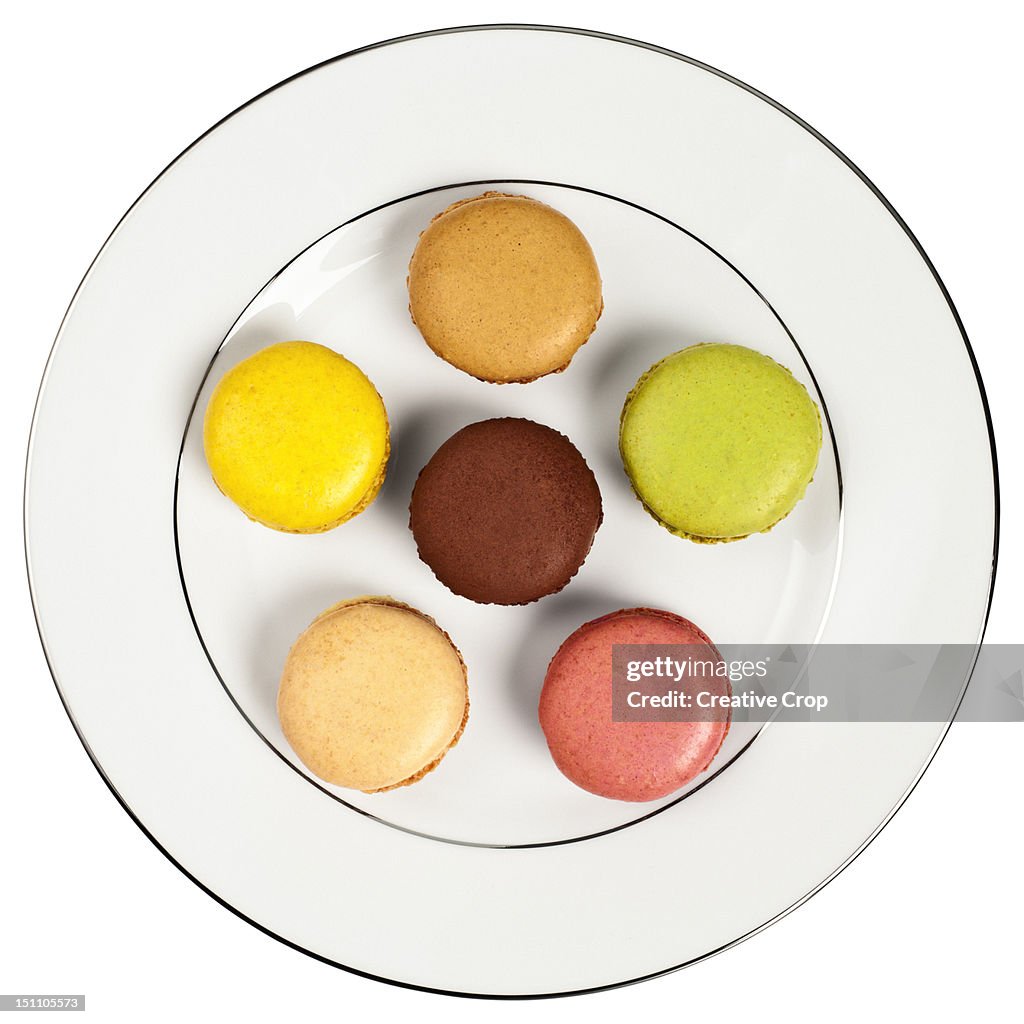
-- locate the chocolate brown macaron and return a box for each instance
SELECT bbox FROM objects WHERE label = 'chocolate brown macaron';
[407,192,603,383]
[409,418,603,605]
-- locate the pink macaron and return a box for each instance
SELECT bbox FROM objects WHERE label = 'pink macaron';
[538,608,731,802]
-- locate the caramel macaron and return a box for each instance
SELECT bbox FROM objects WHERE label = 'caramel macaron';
[407,192,603,383]
[277,598,468,792]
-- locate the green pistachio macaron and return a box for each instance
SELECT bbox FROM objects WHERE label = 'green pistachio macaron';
[619,343,822,542]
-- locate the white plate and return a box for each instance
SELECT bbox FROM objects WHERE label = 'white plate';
[26,26,997,996]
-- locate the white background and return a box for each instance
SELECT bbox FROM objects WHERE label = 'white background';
[2,1,1020,1020]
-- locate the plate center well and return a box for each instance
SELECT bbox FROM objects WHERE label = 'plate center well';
[175,181,842,847]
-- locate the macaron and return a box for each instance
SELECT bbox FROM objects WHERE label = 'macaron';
[407,192,603,383]
[277,597,468,792]
[619,343,822,542]
[203,341,389,533]
[539,608,730,802]
[409,418,603,605]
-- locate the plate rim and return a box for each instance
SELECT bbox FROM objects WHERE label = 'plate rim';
[23,22,1000,1000]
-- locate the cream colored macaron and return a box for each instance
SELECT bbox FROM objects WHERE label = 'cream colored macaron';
[277,597,468,792]
[408,192,603,383]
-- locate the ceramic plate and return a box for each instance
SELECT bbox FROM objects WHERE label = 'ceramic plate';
[26,25,997,997]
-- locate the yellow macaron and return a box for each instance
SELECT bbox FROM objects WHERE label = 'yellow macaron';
[277,597,469,792]
[203,341,389,533]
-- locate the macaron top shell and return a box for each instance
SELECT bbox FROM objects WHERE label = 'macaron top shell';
[203,341,389,533]
[539,608,730,802]
[619,343,822,541]
[277,597,468,793]
[409,417,603,605]
[407,192,603,383]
